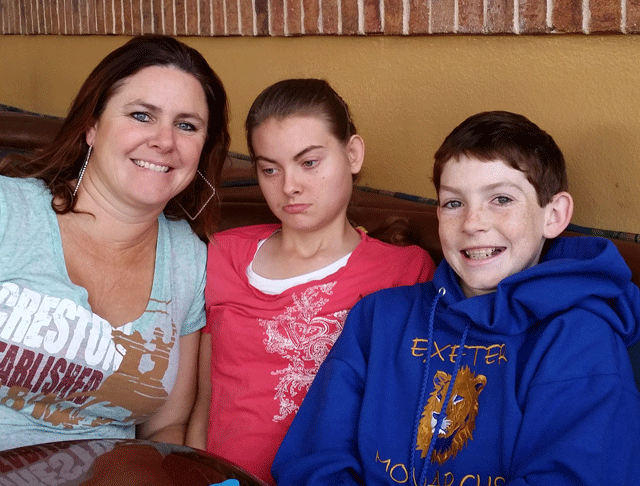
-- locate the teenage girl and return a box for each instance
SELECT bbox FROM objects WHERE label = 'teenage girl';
[187,78,436,485]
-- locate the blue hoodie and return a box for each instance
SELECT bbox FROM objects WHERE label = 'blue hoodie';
[272,237,640,485]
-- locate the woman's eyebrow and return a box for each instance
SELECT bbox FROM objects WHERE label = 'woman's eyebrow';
[124,100,206,123]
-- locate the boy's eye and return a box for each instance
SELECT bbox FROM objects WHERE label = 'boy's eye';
[442,200,462,209]
[131,112,150,122]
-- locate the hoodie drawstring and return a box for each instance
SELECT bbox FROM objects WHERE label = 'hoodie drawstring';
[410,287,471,486]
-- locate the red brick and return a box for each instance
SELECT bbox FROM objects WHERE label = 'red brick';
[83,0,94,34]
[22,0,31,32]
[271,0,285,35]
[431,0,454,33]
[239,0,254,35]
[37,0,45,33]
[458,0,483,33]
[161,0,173,34]
[229,0,243,34]
[255,0,269,34]
[130,0,142,34]
[71,2,84,34]
[408,0,429,34]
[384,0,403,34]
[199,0,210,35]
[212,0,225,34]
[518,0,546,33]
[94,0,105,33]
[173,0,185,34]
[364,0,382,33]
[113,0,124,34]
[140,0,152,33]
[486,0,513,33]
[7,0,16,33]
[627,0,640,32]
[36,0,43,33]
[67,0,78,33]
[36,0,44,33]
[552,0,582,32]
[303,0,320,34]
[342,0,359,34]
[323,0,338,33]
[589,0,621,33]
[184,0,197,34]
[287,0,302,35]
[39,0,48,34]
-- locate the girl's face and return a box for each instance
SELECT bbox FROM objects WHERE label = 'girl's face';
[251,115,364,234]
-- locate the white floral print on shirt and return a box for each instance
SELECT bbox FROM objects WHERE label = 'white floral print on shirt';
[259,281,348,422]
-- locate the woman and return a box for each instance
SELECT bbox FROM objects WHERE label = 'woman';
[187,78,436,484]
[0,35,229,449]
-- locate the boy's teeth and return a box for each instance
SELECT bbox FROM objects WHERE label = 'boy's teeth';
[133,159,169,172]
[465,248,499,259]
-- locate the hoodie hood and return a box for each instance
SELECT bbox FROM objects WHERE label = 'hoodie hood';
[432,236,640,346]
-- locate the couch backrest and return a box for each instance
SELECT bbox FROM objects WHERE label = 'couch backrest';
[3,107,640,388]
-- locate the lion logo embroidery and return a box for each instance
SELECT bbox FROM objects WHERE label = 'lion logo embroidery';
[416,366,486,464]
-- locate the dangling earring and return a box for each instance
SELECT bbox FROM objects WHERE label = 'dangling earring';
[178,170,216,221]
[73,145,92,197]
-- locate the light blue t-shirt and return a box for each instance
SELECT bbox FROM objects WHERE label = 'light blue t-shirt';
[0,175,206,449]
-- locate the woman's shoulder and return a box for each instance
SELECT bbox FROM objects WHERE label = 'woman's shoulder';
[0,174,48,196]
[160,215,207,258]
[0,176,52,222]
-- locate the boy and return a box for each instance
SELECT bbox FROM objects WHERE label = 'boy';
[271,111,640,485]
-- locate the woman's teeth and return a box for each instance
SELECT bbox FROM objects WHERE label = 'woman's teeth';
[133,159,169,172]
[464,248,501,259]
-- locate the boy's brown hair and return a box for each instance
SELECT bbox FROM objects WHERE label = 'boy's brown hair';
[432,111,568,206]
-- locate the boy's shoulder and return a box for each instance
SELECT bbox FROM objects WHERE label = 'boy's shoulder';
[357,279,437,311]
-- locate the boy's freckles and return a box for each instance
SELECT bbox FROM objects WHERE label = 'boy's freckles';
[437,156,550,298]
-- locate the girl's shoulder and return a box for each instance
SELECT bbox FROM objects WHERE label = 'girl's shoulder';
[211,223,281,242]
[358,231,431,261]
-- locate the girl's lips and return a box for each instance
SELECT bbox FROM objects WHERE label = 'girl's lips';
[282,203,311,214]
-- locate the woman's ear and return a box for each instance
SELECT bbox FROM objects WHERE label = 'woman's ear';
[543,191,574,239]
[346,134,365,175]
[86,121,98,147]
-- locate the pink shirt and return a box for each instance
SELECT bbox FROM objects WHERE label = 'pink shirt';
[203,224,435,484]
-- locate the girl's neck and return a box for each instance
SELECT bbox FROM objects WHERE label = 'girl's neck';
[252,219,362,280]
[278,218,361,259]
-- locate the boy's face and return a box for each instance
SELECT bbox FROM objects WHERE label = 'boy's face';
[437,155,553,298]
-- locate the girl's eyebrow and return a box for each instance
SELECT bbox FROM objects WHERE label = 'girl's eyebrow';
[254,145,324,165]
[293,145,324,161]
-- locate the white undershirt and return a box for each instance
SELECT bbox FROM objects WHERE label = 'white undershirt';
[246,236,352,295]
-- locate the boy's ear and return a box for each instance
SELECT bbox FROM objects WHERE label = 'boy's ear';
[543,191,574,239]
[346,134,365,175]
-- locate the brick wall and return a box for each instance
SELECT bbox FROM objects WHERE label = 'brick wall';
[1,0,638,35]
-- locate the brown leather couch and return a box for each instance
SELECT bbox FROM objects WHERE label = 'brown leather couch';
[3,106,640,387]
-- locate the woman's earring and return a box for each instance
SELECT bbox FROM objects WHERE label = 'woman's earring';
[73,145,92,197]
[178,170,216,221]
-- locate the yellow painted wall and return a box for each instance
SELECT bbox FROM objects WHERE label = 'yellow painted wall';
[1,34,639,233]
